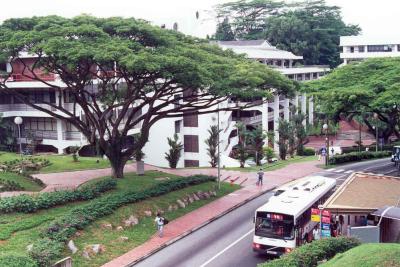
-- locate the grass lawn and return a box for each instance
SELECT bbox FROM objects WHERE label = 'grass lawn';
[0,152,111,173]
[225,155,318,172]
[0,171,239,267]
[321,243,400,267]
[0,172,44,191]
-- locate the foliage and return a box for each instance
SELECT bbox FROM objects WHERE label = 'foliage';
[0,15,294,178]
[302,147,316,156]
[236,122,250,167]
[165,134,183,168]
[205,125,222,167]
[263,146,275,162]
[0,172,43,192]
[259,237,361,267]
[69,146,80,162]
[321,243,400,267]
[215,0,360,67]
[304,58,400,141]
[214,17,235,41]
[329,151,391,165]
[26,175,215,266]
[1,157,51,174]
[276,119,292,160]
[248,125,266,165]
[0,255,38,267]
[0,178,117,213]
[291,112,307,156]
[0,116,15,151]
[307,121,340,136]
[0,178,24,192]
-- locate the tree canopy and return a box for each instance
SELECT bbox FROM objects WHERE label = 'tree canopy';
[214,0,361,67]
[0,15,294,177]
[303,58,400,141]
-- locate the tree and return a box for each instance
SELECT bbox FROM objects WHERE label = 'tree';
[0,115,15,151]
[165,134,183,168]
[291,112,307,155]
[0,16,294,178]
[277,118,292,160]
[248,125,266,165]
[205,125,222,167]
[236,122,249,168]
[215,0,361,67]
[304,57,400,143]
[214,18,235,41]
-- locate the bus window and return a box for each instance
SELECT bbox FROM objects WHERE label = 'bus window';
[255,212,294,240]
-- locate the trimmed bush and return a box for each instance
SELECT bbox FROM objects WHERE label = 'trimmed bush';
[302,147,315,156]
[259,237,361,267]
[0,179,24,192]
[0,255,38,267]
[27,175,215,266]
[0,178,117,213]
[329,151,391,165]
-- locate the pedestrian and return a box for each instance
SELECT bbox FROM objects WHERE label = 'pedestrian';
[312,225,320,241]
[154,212,164,238]
[257,168,264,186]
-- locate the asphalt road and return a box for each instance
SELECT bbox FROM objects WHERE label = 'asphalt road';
[134,157,397,267]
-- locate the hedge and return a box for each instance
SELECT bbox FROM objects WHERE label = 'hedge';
[302,148,315,156]
[0,179,24,192]
[329,151,391,165]
[27,174,215,266]
[258,237,361,267]
[0,178,117,213]
[0,255,38,267]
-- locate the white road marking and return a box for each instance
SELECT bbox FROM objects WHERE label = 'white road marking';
[199,229,253,267]
[335,174,349,181]
[344,170,353,174]
[334,169,345,173]
[325,168,336,172]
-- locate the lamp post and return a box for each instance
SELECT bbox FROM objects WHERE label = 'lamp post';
[14,116,23,157]
[323,123,329,166]
[217,104,221,190]
[373,113,379,152]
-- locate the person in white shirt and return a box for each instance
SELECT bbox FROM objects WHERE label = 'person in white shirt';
[154,213,164,238]
[312,225,320,240]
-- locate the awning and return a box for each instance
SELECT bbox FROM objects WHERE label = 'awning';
[371,206,400,221]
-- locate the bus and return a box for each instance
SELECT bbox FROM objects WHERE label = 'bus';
[391,145,400,162]
[252,176,336,256]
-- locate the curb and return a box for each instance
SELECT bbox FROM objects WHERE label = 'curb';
[126,185,277,266]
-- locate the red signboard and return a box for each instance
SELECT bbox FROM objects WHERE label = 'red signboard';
[322,216,330,224]
[311,208,320,215]
[322,210,331,217]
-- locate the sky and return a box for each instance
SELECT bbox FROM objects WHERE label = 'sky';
[0,0,398,39]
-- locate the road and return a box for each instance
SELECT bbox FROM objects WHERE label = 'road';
[134,157,397,267]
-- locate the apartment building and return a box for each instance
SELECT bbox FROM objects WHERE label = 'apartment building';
[0,40,321,168]
[340,35,400,65]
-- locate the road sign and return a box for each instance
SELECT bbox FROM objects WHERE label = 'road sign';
[322,223,330,230]
[311,208,319,215]
[322,210,331,217]
[311,214,320,222]
[322,216,330,224]
[321,229,331,238]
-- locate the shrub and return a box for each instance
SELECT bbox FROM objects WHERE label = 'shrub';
[27,175,215,266]
[165,134,183,168]
[302,147,315,156]
[0,178,117,213]
[329,151,391,165]
[0,179,24,192]
[263,147,275,162]
[0,255,38,267]
[259,237,361,267]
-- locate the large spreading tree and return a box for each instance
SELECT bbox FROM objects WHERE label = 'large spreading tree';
[0,15,294,178]
[303,58,400,142]
[214,0,361,67]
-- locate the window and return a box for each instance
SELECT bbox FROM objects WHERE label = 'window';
[255,212,294,240]
[358,46,365,52]
[367,45,392,52]
[0,93,11,104]
[183,113,198,127]
[184,135,199,152]
[350,46,354,53]
[174,120,181,134]
[398,45,400,52]
[184,160,199,167]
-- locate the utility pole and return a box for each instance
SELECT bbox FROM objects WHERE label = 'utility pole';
[217,104,221,190]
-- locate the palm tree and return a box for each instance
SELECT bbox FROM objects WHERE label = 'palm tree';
[205,125,221,167]
[165,134,183,168]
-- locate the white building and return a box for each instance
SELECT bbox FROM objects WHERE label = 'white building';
[1,40,325,168]
[340,36,400,65]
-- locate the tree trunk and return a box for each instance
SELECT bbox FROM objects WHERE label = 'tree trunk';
[108,151,128,179]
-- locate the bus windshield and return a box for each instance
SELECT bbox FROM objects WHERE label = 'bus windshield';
[255,212,294,240]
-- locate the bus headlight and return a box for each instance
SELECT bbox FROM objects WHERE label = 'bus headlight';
[285,247,293,253]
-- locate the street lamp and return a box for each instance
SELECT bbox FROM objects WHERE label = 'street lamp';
[373,113,379,152]
[323,123,329,166]
[14,116,23,157]
[103,134,109,142]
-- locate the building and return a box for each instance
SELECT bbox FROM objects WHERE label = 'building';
[1,40,324,168]
[340,35,400,65]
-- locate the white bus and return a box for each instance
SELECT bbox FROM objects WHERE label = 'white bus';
[252,176,336,256]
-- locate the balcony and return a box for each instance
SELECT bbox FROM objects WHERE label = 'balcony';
[9,73,55,82]
[23,130,58,140]
[0,103,57,113]
[62,131,81,141]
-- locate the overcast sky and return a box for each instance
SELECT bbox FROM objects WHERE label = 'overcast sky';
[0,0,398,39]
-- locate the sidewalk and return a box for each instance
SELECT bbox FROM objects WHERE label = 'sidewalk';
[101,160,321,267]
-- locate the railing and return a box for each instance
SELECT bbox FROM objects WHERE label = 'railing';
[241,115,262,124]
[62,131,81,141]
[23,130,58,140]
[9,73,55,82]
[0,103,55,112]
